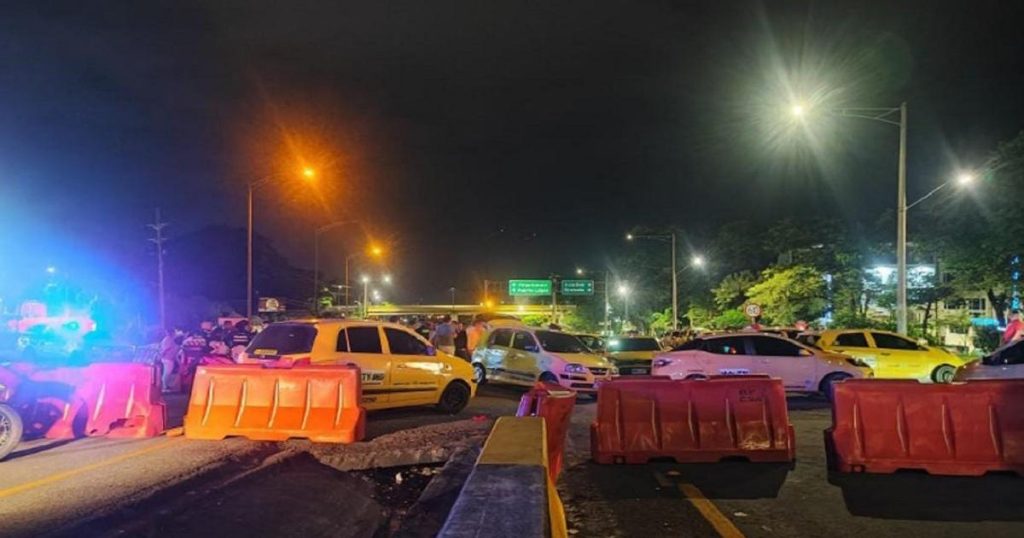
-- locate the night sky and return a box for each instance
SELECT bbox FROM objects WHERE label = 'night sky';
[2,1,1023,304]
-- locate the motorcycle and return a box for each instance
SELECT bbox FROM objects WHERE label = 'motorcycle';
[0,380,24,461]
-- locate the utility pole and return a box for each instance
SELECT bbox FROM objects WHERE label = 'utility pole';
[148,208,168,329]
[550,274,558,324]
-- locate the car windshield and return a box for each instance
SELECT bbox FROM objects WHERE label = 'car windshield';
[535,331,588,353]
[247,324,317,356]
[577,335,604,351]
[608,338,661,352]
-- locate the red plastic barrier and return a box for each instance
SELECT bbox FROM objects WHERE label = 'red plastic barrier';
[184,364,365,444]
[2,362,165,439]
[826,379,1024,476]
[517,382,576,480]
[591,376,795,464]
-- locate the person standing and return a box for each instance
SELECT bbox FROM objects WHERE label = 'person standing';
[453,321,469,361]
[1004,311,1024,344]
[159,328,181,393]
[465,318,486,357]
[432,315,457,356]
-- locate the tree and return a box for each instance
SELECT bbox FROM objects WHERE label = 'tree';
[746,265,827,325]
[933,130,1024,326]
[712,271,758,310]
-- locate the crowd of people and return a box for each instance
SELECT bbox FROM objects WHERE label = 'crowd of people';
[158,319,255,393]
[390,315,488,361]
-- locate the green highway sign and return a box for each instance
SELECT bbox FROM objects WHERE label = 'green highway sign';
[508,279,553,296]
[560,279,595,296]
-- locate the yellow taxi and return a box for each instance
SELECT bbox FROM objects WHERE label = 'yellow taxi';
[816,329,968,383]
[604,336,665,376]
[239,320,476,412]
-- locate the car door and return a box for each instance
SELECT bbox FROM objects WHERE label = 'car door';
[384,327,442,404]
[506,330,542,384]
[338,325,391,406]
[869,332,922,379]
[484,329,514,380]
[749,335,817,390]
[699,336,751,376]
[828,331,886,375]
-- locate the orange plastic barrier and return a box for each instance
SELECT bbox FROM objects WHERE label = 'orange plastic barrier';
[826,379,1024,476]
[517,382,576,480]
[591,376,795,464]
[82,363,166,438]
[5,362,165,439]
[184,364,365,443]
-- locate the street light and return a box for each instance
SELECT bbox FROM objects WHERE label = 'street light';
[617,284,631,332]
[691,255,705,268]
[313,220,357,316]
[789,102,911,333]
[626,231,679,330]
[247,167,316,319]
[576,267,584,276]
[345,244,384,307]
[45,266,57,275]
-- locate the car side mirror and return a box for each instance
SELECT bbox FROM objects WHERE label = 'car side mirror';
[425,346,436,356]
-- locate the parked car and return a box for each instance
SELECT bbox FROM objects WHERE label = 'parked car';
[816,329,967,383]
[954,338,1024,381]
[574,333,606,354]
[651,332,872,401]
[604,336,664,376]
[472,323,616,395]
[239,320,476,413]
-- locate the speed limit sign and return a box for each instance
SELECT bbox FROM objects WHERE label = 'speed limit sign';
[744,303,762,318]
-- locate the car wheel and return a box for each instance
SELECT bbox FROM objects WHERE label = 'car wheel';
[0,404,24,461]
[820,373,852,403]
[539,372,559,384]
[436,381,471,414]
[931,364,956,384]
[472,363,487,385]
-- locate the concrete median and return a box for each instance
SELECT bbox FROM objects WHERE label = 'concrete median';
[439,416,567,538]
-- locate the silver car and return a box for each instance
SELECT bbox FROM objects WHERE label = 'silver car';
[954,339,1024,381]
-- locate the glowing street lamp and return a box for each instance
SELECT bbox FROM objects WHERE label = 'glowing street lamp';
[790,103,806,118]
[45,266,57,275]
[302,167,316,179]
[575,267,584,276]
[617,284,631,331]
[691,255,705,268]
[345,244,385,307]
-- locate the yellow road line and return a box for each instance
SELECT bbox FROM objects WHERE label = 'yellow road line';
[678,483,746,538]
[0,437,183,500]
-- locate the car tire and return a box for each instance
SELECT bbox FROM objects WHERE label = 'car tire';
[931,364,956,384]
[472,363,487,385]
[436,381,472,414]
[0,404,24,461]
[820,373,852,403]
[539,372,559,384]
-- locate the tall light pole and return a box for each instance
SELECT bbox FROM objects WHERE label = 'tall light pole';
[345,244,383,307]
[449,287,457,312]
[626,231,678,330]
[361,276,370,318]
[313,220,356,316]
[247,167,316,319]
[617,284,631,332]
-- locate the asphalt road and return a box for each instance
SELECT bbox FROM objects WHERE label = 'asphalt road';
[2,385,1022,537]
[559,395,1024,538]
[0,386,522,538]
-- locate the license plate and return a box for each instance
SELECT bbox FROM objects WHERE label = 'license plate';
[630,368,649,374]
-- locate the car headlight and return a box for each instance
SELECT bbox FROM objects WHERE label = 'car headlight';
[846,358,870,368]
[653,358,672,368]
[564,363,588,374]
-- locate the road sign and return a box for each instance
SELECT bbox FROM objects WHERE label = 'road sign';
[744,303,762,318]
[560,279,594,296]
[508,279,552,296]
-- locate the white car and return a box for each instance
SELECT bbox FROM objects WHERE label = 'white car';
[954,339,1024,381]
[651,332,871,401]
